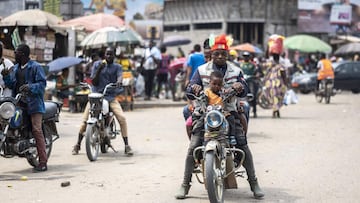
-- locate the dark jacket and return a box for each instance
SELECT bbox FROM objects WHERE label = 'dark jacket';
[4,60,46,114]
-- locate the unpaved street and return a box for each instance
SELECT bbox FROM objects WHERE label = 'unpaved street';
[0,92,359,203]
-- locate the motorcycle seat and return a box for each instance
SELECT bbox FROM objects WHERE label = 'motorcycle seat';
[44,101,60,120]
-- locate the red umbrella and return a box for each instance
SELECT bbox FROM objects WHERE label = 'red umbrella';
[169,57,187,84]
[169,57,187,70]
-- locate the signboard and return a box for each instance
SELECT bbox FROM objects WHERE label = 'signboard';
[330,4,352,24]
[298,0,360,33]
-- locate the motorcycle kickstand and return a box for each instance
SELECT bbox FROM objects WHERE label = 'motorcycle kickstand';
[108,143,118,153]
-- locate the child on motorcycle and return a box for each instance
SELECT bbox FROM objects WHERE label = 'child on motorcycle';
[202,70,237,145]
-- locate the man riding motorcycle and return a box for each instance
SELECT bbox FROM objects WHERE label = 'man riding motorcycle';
[175,34,264,200]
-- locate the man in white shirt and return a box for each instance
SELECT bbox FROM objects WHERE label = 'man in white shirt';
[0,42,14,97]
[142,41,161,100]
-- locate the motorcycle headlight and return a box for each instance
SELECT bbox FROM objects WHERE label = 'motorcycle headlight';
[205,110,224,129]
[0,102,16,119]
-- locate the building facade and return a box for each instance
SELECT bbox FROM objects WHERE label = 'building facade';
[163,0,298,53]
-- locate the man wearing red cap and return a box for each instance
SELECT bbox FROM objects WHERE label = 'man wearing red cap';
[175,34,264,199]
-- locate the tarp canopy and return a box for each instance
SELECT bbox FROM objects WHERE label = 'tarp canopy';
[60,13,125,32]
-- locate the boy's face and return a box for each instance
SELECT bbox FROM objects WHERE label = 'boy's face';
[209,76,223,93]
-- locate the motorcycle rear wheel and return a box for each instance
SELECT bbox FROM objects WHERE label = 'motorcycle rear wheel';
[85,124,100,161]
[205,151,224,203]
[27,124,53,167]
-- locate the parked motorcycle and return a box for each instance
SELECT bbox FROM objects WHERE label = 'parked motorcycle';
[315,77,335,104]
[81,82,121,161]
[0,89,62,167]
[188,89,246,203]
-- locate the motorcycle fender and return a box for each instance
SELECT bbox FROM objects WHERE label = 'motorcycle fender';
[86,117,98,125]
[205,140,220,155]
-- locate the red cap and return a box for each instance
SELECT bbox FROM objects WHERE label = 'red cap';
[211,34,229,51]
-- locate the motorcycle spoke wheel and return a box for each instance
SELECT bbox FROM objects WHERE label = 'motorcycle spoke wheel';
[26,124,54,167]
[205,151,224,203]
[85,125,100,161]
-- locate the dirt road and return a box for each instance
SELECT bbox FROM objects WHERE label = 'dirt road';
[0,92,359,203]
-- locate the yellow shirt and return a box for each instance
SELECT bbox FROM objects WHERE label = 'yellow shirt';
[205,88,223,107]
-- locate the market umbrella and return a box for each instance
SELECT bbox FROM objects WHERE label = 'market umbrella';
[60,13,125,32]
[284,34,332,53]
[230,43,263,53]
[48,56,84,73]
[80,26,143,48]
[0,9,62,28]
[162,35,191,47]
[334,42,360,56]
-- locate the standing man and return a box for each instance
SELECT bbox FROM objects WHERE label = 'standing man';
[72,47,133,156]
[2,44,48,172]
[0,41,14,96]
[142,41,161,101]
[175,34,264,199]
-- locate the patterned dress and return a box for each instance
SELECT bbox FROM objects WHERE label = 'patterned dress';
[263,62,287,111]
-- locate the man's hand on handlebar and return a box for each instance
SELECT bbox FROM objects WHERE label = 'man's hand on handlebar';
[191,84,202,95]
[232,82,243,93]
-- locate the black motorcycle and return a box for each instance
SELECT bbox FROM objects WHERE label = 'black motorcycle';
[315,77,335,104]
[0,90,62,167]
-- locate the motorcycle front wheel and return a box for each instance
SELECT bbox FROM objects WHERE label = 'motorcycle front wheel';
[85,124,100,161]
[27,124,53,167]
[205,151,224,203]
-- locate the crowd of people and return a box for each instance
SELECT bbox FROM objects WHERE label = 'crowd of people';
[0,32,347,202]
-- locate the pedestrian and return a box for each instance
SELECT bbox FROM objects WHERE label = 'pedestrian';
[175,34,264,199]
[185,44,206,87]
[263,53,287,118]
[156,45,170,99]
[228,49,240,67]
[2,44,48,172]
[0,41,14,96]
[141,40,161,100]
[72,47,133,156]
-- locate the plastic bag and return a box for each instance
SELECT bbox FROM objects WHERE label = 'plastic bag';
[283,89,298,105]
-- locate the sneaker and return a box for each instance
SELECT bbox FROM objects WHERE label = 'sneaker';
[33,163,47,173]
[72,144,80,155]
[125,145,133,156]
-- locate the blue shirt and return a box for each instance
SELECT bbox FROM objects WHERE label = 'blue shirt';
[91,61,123,102]
[4,60,46,114]
[187,52,205,79]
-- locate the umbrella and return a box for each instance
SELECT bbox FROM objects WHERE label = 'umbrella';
[334,42,360,56]
[284,34,332,53]
[230,43,263,53]
[0,9,62,28]
[60,13,125,32]
[162,35,191,47]
[169,57,187,70]
[48,56,84,72]
[80,26,143,48]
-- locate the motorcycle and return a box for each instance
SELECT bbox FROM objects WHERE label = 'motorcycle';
[188,89,246,203]
[81,82,121,161]
[0,88,62,167]
[244,74,271,110]
[315,77,335,104]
